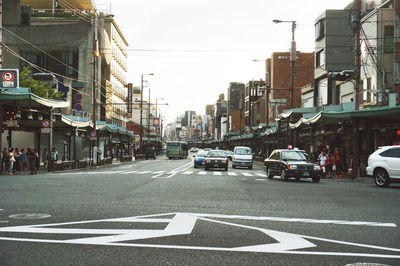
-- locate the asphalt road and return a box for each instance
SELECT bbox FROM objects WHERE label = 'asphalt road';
[0,154,399,266]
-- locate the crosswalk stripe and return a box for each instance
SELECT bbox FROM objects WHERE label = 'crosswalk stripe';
[183,171,193,175]
[153,171,164,174]
[213,172,222,176]
[198,171,207,175]
[227,172,237,176]
[256,173,267,177]
[137,171,151,174]
[242,173,253,177]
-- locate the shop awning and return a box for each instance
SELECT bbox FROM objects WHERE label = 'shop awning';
[0,88,70,109]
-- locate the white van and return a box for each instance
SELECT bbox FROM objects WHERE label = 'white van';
[232,146,253,169]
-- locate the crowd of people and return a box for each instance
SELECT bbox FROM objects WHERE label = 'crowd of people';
[1,147,58,175]
[313,147,344,178]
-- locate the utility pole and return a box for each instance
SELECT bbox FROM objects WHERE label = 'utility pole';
[147,86,151,145]
[92,9,98,165]
[265,59,270,125]
[352,0,361,178]
[0,0,3,164]
[290,22,297,109]
[139,75,144,154]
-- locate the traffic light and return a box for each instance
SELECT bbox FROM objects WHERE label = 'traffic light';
[329,70,353,81]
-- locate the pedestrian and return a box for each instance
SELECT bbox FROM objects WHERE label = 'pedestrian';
[1,148,8,174]
[27,147,37,175]
[42,148,48,169]
[325,151,333,178]
[334,148,343,178]
[20,149,27,171]
[51,147,58,163]
[13,148,21,174]
[8,148,15,175]
[318,150,327,178]
[34,148,40,171]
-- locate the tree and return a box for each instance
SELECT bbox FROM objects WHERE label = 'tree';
[19,67,63,100]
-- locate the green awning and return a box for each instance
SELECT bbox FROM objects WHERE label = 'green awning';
[0,88,70,109]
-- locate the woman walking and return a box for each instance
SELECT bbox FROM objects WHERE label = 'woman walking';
[8,148,15,175]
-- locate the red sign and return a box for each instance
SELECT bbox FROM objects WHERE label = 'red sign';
[2,71,14,82]
[397,130,400,136]
[75,93,83,102]
[41,120,50,128]
[74,103,83,112]
[153,118,160,127]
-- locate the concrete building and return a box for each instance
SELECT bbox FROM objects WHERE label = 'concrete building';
[227,82,245,132]
[268,52,314,121]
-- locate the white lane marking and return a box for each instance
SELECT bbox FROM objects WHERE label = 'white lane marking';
[213,172,222,176]
[0,221,8,224]
[198,171,207,175]
[0,212,398,258]
[136,171,151,174]
[0,209,3,211]
[227,172,237,176]
[256,173,267,177]
[242,173,253,177]
[152,172,177,179]
[256,179,267,181]
[171,159,194,172]
[153,171,164,174]
[182,171,193,175]
[120,171,138,175]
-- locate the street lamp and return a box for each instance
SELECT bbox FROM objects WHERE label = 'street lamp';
[273,19,297,109]
[140,73,154,154]
[253,59,270,126]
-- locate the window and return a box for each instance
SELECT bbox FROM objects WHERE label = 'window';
[315,19,325,40]
[366,77,371,102]
[384,26,394,53]
[380,148,400,158]
[316,49,325,67]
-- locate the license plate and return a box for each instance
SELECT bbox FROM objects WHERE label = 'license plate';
[214,164,219,167]
[303,172,309,176]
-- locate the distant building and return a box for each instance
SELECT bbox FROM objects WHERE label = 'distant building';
[227,82,245,132]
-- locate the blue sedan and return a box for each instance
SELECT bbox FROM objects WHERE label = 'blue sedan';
[194,150,209,168]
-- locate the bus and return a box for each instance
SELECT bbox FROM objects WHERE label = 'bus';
[166,141,189,159]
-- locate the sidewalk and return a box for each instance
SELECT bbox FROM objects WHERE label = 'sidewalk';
[0,158,132,176]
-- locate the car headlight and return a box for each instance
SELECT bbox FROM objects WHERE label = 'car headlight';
[314,165,320,170]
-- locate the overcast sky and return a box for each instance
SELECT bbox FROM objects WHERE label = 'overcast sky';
[95,0,353,124]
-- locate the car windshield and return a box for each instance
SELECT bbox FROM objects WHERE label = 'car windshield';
[207,151,226,157]
[234,148,251,155]
[281,151,307,161]
[197,151,208,157]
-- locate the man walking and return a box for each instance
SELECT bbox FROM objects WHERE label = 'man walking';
[27,147,37,175]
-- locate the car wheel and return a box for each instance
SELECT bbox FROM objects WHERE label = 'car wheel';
[266,168,273,179]
[248,165,253,170]
[232,165,236,169]
[312,176,320,183]
[280,169,288,181]
[374,168,390,187]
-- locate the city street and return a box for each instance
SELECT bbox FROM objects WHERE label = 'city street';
[0,155,399,265]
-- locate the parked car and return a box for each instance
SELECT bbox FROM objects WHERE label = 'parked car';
[232,146,253,169]
[366,145,400,187]
[145,147,156,160]
[204,150,228,171]
[264,148,322,182]
[194,150,209,168]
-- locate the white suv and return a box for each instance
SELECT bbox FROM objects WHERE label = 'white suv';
[366,145,400,187]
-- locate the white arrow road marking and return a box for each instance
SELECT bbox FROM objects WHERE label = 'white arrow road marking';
[227,172,237,176]
[0,212,398,258]
[136,171,151,174]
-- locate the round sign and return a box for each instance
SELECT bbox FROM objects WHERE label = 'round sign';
[41,119,50,128]
[90,131,97,137]
[75,93,83,101]
[75,103,83,112]
[153,118,159,126]
[2,72,14,82]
